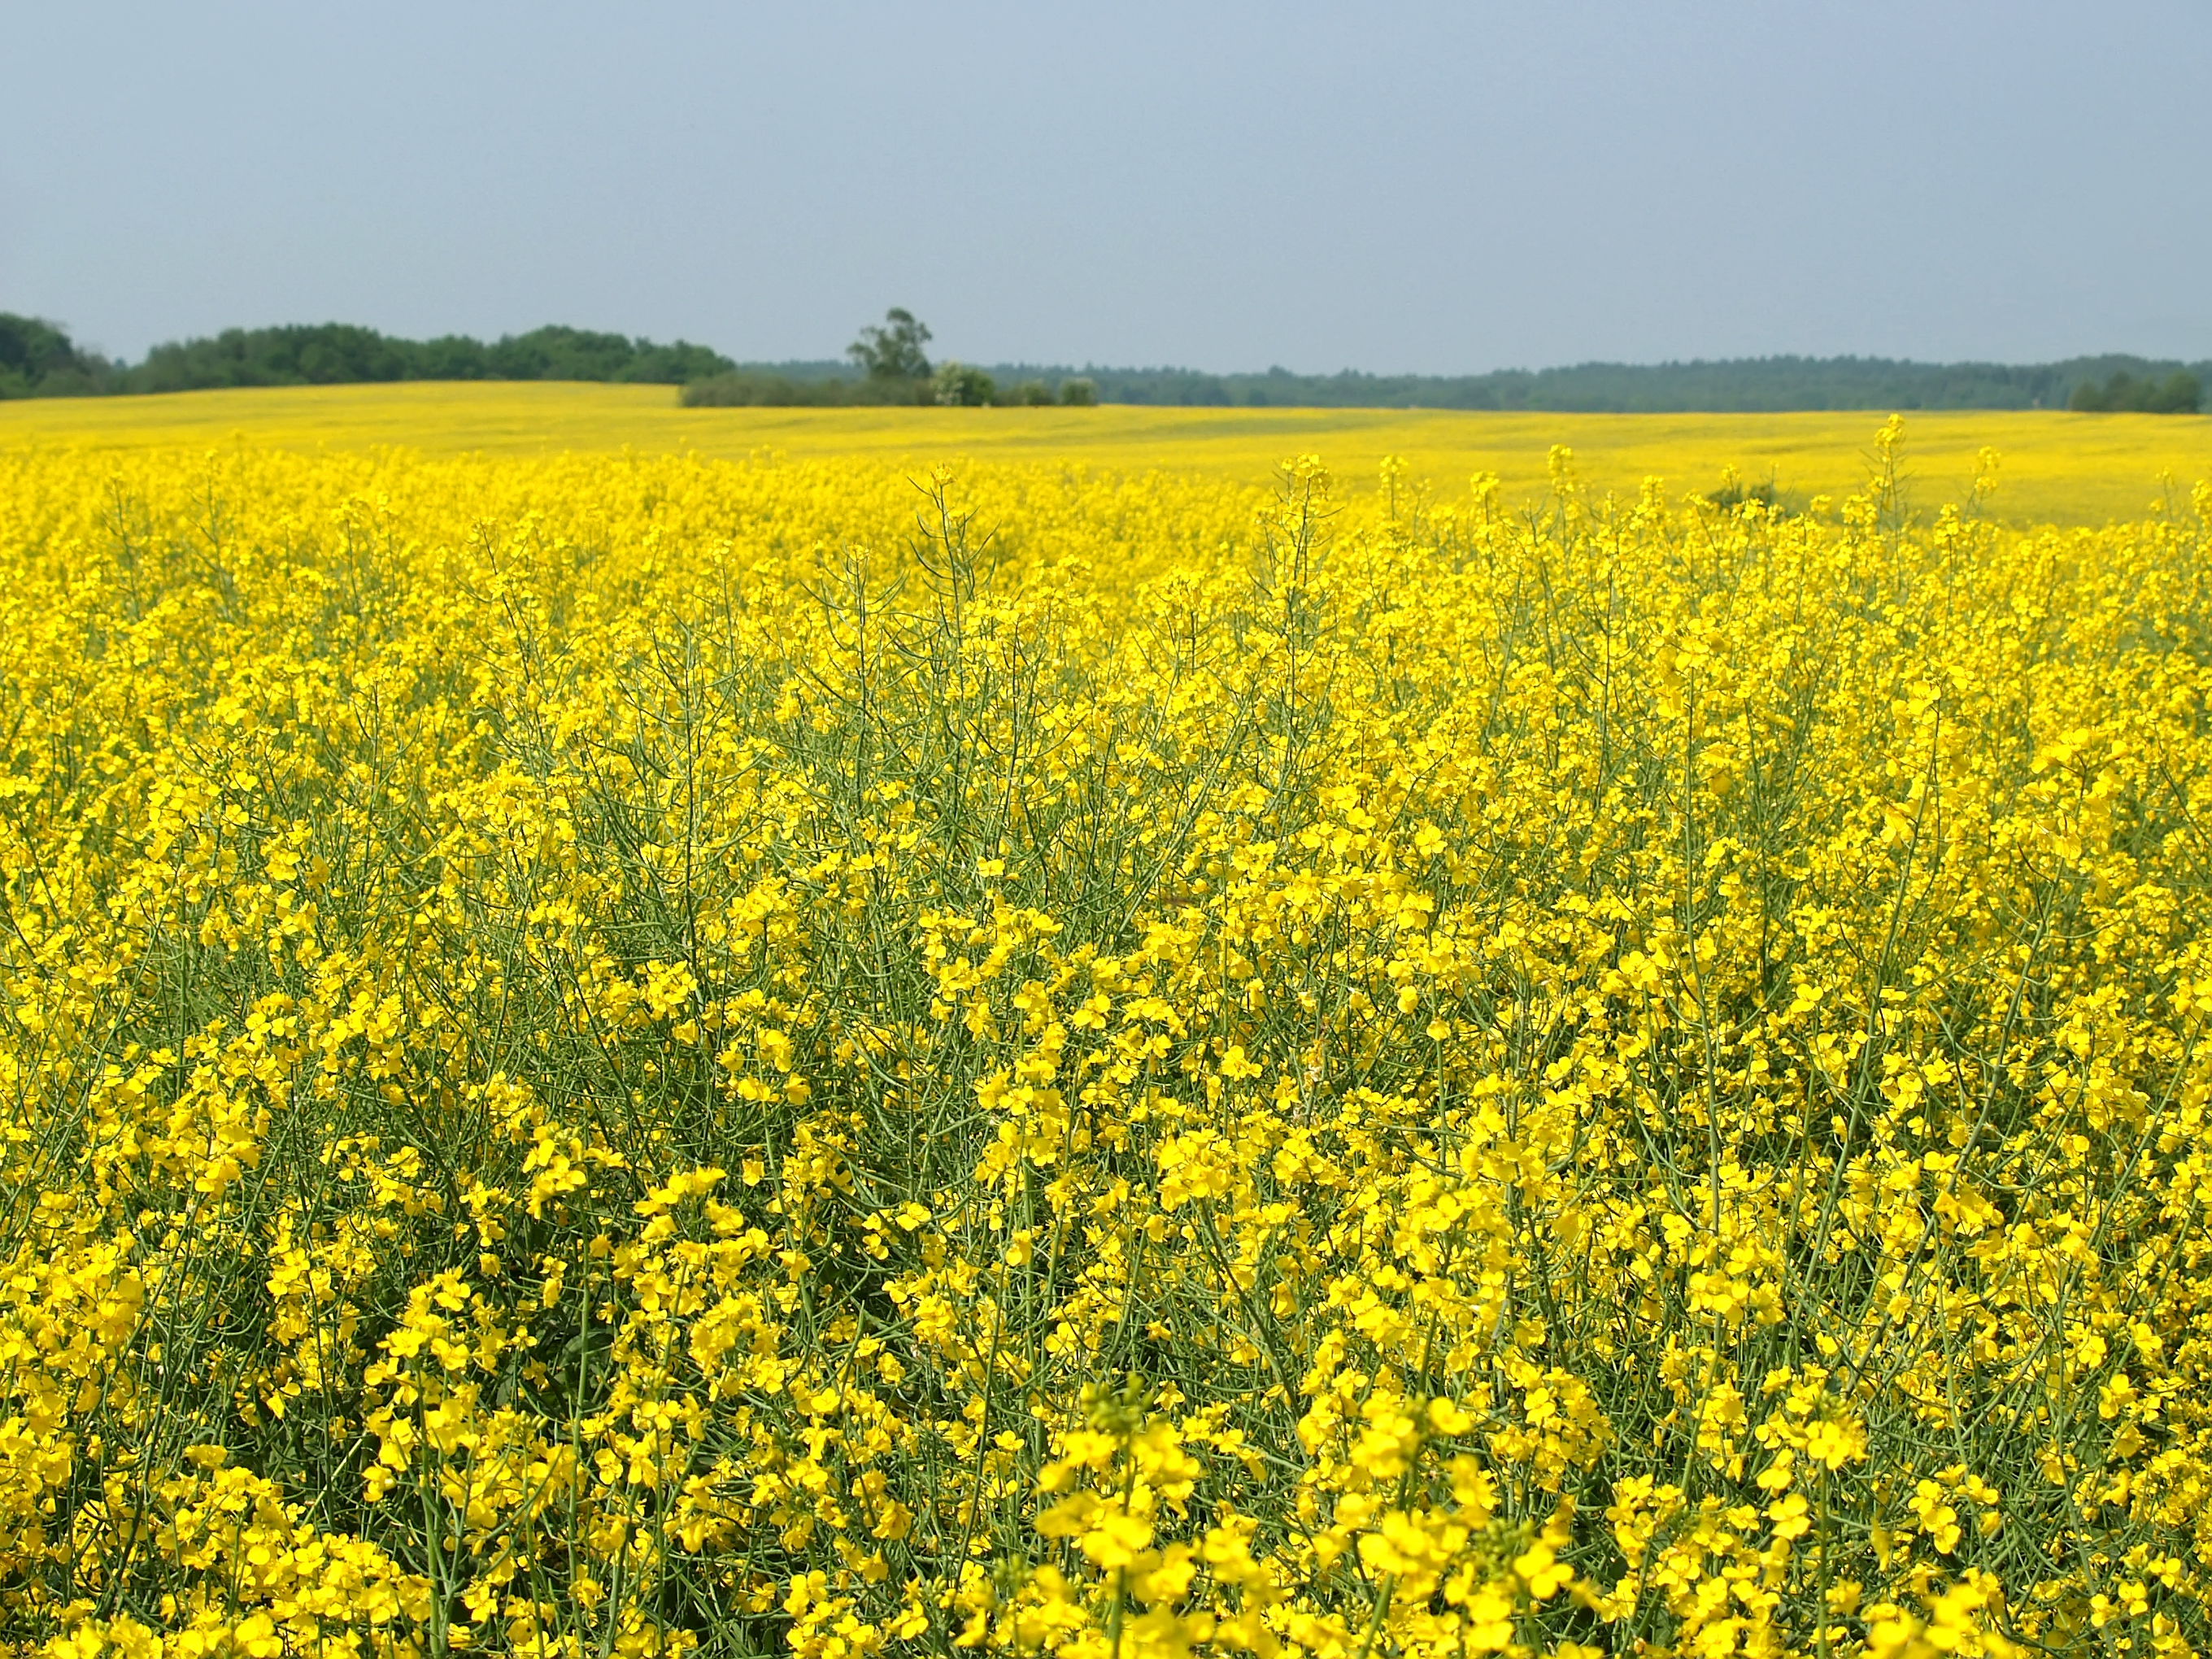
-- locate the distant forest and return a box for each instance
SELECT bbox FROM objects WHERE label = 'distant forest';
[974,355,2207,414]
[632,351,2212,416]
[0,316,730,398]
[2,312,2203,413]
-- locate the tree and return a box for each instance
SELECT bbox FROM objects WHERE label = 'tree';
[848,308,932,381]
[0,312,104,396]
[930,361,996,407]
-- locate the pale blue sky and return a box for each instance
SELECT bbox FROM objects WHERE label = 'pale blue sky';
[4,2,2206,372]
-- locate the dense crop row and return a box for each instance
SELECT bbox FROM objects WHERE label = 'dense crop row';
[2,429,2210,1659]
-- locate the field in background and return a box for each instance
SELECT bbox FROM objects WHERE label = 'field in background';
[2,380,2209,525]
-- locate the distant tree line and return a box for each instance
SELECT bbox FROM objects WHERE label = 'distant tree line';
[2,307,2202,413]
[1008,355,2206,414]
[2066,368,2202,414]
[0,316,731,397]
[690,339,2206,415]
[683,310,1095,408]
[681,367,1095,408]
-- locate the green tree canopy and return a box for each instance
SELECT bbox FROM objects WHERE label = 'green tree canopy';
[847,308,933,381]
[929,360,996,406]
[0,313,109,396]
[2068,369,2202,414]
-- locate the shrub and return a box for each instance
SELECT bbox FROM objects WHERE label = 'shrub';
[931,359,998,406]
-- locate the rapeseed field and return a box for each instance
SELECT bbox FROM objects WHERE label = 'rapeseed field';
[3,413,2210,1659]
[4,380,2209,527]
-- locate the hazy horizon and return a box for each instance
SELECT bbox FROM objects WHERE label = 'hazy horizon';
[7,2,2206,375]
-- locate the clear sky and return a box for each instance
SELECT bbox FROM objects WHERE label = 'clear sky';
[5,1,2206,374]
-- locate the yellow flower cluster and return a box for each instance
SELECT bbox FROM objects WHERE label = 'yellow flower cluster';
[2,429,2209,1658]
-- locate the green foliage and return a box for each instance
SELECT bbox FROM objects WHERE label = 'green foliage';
[123,322,733,393]
[0,313,115,398]
[930,360,997,407]
[1,315,730,398]
[2068,368,2203,413]
[987,354,2212,412]
[129,323,412,391]
[682,360,1100,410]
[847,307,934,380]
[483,324,733,384]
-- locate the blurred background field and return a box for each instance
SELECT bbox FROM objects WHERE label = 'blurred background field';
[2,380,2205,525]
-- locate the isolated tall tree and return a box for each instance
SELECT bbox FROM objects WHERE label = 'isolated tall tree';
[848,308,932,381]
